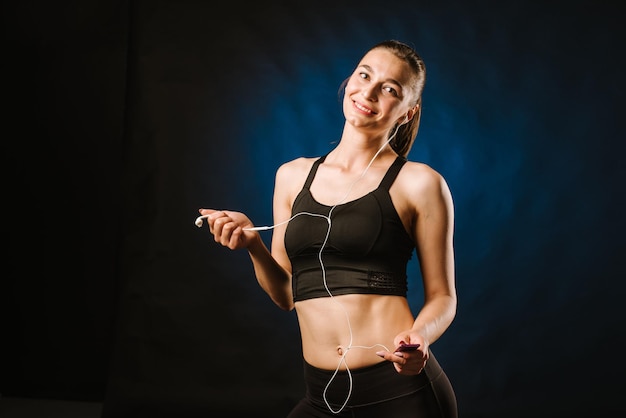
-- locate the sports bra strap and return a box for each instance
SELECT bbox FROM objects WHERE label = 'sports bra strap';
[379,156,407,190]
[303,155,327,189]
[303,154,405,190]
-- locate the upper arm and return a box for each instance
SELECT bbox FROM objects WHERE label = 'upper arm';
[270,158,311,274]
[408,165,456,299]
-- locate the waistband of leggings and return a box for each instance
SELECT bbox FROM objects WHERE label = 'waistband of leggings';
[302,351,443,409]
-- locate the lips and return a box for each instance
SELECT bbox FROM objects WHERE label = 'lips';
[353,100,376,115]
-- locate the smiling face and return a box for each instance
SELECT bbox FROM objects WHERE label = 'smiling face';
[343,48,418,132]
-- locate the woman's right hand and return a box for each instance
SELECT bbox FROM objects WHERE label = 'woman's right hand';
[198,208,258,250]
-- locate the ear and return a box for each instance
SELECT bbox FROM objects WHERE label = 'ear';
[397,112,410,125]
[399,104,419,125]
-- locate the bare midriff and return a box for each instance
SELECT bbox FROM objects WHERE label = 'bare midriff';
[295,294,415,370]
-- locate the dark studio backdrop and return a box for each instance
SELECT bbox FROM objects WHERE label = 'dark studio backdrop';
[3,0,625,417]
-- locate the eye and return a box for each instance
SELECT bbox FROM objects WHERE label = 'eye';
[359,72,370,80]
[384,86,399,96]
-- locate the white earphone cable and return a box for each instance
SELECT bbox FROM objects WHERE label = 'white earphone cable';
[196,125,402,414]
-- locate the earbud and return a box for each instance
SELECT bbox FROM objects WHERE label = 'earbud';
[195,214,270,231]
[195,215,208,227]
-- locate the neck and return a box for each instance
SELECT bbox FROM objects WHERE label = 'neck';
[329,122,399,166]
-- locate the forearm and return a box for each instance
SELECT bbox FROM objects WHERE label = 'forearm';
[412,294,457,346]
[246,235,293,311]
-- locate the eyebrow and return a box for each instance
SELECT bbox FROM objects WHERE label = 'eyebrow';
[358,64,403,88]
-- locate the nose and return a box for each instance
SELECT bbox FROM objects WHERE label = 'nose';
[361,84,378,101]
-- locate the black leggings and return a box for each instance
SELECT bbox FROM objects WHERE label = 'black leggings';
[287,351,457,418]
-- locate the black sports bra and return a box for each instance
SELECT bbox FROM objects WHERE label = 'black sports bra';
[284,155,415,302]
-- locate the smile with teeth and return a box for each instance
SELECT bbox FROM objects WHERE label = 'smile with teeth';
[353,100,375,115]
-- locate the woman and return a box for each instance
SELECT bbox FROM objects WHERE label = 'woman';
[198,39,458,417]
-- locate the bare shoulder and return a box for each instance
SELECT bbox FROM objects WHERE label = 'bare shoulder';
[276,156,318,183]
[397,161,453,206]
[277,156,316,175]
[400,161,448,189]
[275,156,320,201]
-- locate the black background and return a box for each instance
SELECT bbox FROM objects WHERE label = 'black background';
[4,1,625,417]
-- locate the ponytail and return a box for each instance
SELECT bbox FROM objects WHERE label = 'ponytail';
[390,98,422,158]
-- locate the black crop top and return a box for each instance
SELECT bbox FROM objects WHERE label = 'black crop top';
[284,155,415,302]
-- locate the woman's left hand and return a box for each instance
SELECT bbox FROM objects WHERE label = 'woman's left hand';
[376,334,429,375]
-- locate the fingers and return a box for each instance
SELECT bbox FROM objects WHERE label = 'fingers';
[197,210,225,232]
[395,352,426,375]
[211,213,236,243]
[376,349,426,375]
[376,350,410,364]
[198,208,216,216]
[198,209,246,249]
